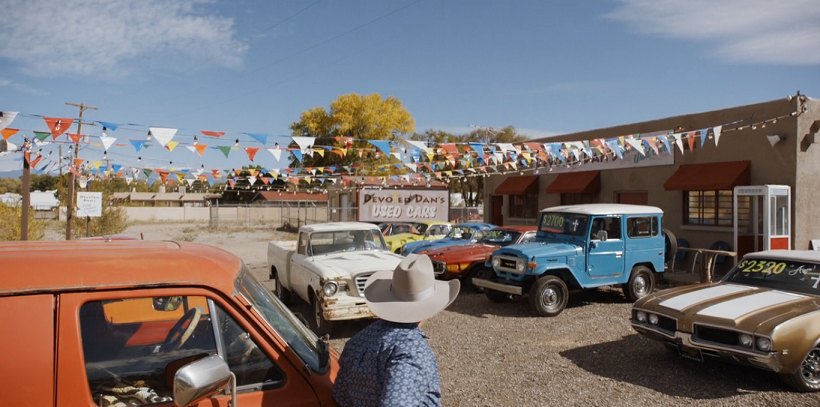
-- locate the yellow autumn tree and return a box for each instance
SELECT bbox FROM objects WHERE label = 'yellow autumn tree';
[289,93,415,176]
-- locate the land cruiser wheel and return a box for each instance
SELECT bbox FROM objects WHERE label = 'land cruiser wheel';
[624,265,655,302]
[312,295,333,336]
[529,275,568,317]
[782,345,820,392]
[272,269,293,305]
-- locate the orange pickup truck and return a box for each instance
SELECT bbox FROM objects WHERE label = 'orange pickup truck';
[0,240,338,406]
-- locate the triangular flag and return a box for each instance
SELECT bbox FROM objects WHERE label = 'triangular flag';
[68,133,83,144]
[33,131,50,141]
[149,127,177,147]
[292,150,303,162]
[201,130,225,137]
[713,125,722,146]
[247,133,268,145]
[671,133,684,154]
[1,128,18,140]
[625,137,646,156]
[130,139,147,152]
[0,112,19,130]
[44,117,74,139]
[100,134,116,151]
[165,140,179,151]
[687,131,696,151]
[369,140,391,156]
[158,170,170,184]
[292,136,315,151]
[247,176,257,185]
[194,144,207,156]
[97,121,120,131]
[699,128,709,148]
[268,148,283,162]
[217,146,232,158]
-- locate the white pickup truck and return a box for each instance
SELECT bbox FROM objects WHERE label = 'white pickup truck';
[267,222,404,335]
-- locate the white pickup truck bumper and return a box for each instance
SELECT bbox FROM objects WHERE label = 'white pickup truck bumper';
[320,295,375,321]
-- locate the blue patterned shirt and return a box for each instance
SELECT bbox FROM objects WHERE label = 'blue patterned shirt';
[333,320,442,407]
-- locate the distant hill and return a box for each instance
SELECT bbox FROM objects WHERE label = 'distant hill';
[0,170,22,178]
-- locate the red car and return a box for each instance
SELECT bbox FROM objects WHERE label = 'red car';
[422,226,537,292]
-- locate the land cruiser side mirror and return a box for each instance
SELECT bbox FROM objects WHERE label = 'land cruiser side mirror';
[596,230,608,242]
[173,355,235,407]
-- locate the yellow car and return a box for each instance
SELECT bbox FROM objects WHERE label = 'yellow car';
[384,220,452,253]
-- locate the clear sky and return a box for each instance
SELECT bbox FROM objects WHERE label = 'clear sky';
[1,0,818,175]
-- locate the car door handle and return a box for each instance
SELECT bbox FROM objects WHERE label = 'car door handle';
[615,252,623,258]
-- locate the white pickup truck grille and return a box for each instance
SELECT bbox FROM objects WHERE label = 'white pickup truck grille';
[354,273,374,297]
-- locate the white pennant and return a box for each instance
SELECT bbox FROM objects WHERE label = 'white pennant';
[149,127,177,147]
[268,148,283,162]
[0,111,19,130]
[291,136,315,152]
[185,145,197,154]
[404,139,430,154]
[125,175,133,185]
[185,178,196,187]
[100,133,117,151]
[713,125,722,146]
[672,133,685,154]
[625,138,646,156]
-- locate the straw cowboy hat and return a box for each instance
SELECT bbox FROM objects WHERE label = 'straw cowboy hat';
[364,254,460,323]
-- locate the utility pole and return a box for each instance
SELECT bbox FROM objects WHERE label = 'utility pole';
[20,139,31,240]
[64,102,97,240]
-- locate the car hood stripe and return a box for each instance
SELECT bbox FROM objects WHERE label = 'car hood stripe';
[696,290,807,320]
[658,284,754,311]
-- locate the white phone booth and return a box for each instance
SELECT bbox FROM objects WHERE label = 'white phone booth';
[733,185,791,261]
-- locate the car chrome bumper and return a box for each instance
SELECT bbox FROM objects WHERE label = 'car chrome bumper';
[632,323,782,372]
[321,297,374,321]
[471,278,523,295]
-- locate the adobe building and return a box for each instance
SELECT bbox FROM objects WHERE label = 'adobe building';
[485,94,820,258]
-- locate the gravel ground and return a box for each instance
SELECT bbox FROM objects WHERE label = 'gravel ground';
[115,222,820,407]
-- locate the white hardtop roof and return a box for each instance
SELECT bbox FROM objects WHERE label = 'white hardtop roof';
[541,203,663,216]
[745,250,820,263]
[302,222,380,233]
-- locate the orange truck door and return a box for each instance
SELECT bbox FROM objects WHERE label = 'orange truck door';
[0,294,56,406]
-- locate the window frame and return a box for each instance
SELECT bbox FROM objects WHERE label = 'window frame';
[684,189,749,227]
[508,188,539,219]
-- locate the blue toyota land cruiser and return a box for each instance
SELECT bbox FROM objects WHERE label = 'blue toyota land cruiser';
[472,204,674,317]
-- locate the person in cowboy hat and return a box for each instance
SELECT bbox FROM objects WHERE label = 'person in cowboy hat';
[333,254,460,407]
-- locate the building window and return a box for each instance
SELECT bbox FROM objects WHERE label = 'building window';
[509,191,538,219]
[685,190,750,226]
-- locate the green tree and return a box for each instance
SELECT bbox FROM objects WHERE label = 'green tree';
[0,203,46,240]
[0,177,20,194]
[290,93,415,176]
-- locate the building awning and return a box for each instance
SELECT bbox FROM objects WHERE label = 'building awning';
[494,175,538,195]
[546,171,601,194]
[663,160,750,191]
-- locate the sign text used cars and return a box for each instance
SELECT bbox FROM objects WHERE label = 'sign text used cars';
[358,189,449,222]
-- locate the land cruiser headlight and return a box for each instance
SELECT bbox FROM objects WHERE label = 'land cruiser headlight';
[322,282,338,297]
[492,257,500,267]
[738,333,753,348]
[516,261,526,272]
[756,337,772,352]
[635,311,647,322]
[648,313,659,325]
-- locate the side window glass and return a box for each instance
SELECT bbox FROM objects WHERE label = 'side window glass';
[214,304,285,389]
[297,232,308,255]
[627,217,657,238]
[80,295,284,406]
[592,217,621,240]
[80,296,215,406]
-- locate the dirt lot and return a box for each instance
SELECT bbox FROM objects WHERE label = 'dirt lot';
[94,222,820,406]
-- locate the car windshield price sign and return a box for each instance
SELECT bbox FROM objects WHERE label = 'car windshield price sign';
[76,192,103,218]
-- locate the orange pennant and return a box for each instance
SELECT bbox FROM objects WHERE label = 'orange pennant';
[200,130,225,137]
[44,117,74,139]
[68,133,83,144]
[1,128,18,140]
[157,170,170,184]
[74,158,84,167]
[30,154,42,168]
[245,147,259,161]
[687,131,696,151]
[194,144,207,156]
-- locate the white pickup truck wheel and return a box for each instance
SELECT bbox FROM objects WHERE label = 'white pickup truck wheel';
[311,295,333,336]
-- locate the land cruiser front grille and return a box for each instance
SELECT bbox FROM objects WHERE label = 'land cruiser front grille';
[354,273,374,297]
[496,255,522,274]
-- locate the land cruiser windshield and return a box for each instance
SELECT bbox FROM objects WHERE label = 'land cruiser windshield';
[235,268,326,372]
[538,212,589,237]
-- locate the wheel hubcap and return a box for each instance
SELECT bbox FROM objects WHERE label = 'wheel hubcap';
[540,287,558,308]
[801,348,820,384]
[634,276,647,295]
